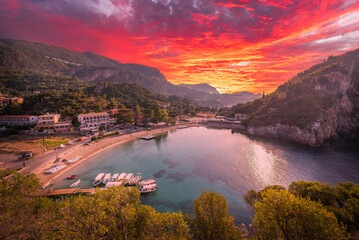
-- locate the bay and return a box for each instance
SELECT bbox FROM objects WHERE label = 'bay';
[53,127,359,224]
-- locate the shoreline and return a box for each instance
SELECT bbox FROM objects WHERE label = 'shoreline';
[38,125,181,187]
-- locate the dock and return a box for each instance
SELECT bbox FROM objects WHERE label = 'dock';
[36,187,132,197]
[36,188,97,196]
[140,135,156,140]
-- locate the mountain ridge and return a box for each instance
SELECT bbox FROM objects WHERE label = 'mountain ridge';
[0,38,260,107]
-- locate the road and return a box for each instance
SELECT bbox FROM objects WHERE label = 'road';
[20,140,85,173]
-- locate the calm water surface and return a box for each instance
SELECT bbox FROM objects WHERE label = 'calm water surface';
[53,127,359,224]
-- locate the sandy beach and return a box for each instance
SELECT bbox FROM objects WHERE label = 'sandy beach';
[38,125,180,187]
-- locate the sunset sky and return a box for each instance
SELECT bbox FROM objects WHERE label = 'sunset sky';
[1,0,359,93]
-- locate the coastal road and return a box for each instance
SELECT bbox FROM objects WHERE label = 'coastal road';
[20,140,85,174]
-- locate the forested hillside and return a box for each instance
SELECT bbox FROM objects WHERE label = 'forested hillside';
[230,49,359,146]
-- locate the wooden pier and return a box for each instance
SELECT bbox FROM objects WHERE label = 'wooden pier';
[36,188,97,196]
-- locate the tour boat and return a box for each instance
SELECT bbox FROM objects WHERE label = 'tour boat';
[111,173,119,182]
[102,173,112,185]
[139,183,157,193]
[117,173,127,181]
[124,173,134,184]
[70,179,81,188]
[93,173,105,187]
[128,175,142,185]
[138,178,156,186]
[66,175,78,179]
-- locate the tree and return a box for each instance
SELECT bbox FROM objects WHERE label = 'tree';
[116,108,134,125]
[3,102,21,115]
[133,104,142,125]
[0,170,55,239]
[192,190,242,240]
[253,189,349,240]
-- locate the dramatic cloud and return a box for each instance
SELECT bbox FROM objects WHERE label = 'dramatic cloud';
[1,0,359,93]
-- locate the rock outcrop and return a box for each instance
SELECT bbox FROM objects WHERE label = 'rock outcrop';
[238,49,359,146]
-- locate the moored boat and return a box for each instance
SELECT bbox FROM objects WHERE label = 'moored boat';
[128,175,142,185]
[102,173,111,185]
[70,179,81,188]
[139,183,157,193]
[138,178,156,186]
[111,173,119,182]
[124,173,134,184]
[117,173,127,181]
[66,175,78,179]
[93,173,105,187]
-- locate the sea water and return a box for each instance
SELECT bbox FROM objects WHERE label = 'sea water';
[53,127,359,224]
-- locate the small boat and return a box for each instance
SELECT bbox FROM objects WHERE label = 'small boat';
[111,173,119,182]
[117,173,127,181]
[102,173,112,185]
[138,178,156,186]
[105,181,123,188]
[93,173,105,187]
[140,135,155,140]
[139,183,157,193]
[66,175,78,179]
[124,173,134,184]
[128,175,142,185]
[70,179,81,188]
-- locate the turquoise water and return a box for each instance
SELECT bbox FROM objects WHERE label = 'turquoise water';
[53,127,359,224]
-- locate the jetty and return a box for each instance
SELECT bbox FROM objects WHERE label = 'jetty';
[36,188,96,196]
[140,135,156,140]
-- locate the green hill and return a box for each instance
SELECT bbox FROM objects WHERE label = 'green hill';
[231,49,359,146]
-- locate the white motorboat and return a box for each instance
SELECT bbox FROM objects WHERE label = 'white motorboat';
[70,179,81,188]
[124,173,134,184]
[102,173,112,185]
[128,175,142,185]
[117,173,127,181]
[139,183,157,193]
[93,173,105,187]
[111,173,119,182]
[138,178,156,186]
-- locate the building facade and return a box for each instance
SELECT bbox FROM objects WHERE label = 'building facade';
[0,115,38,126]
[35,113,74,133]
[78,112,115,132]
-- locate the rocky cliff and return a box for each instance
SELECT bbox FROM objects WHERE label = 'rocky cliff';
[236,49,359,146]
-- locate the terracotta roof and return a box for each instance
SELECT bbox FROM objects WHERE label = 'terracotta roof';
[78,112,109,117]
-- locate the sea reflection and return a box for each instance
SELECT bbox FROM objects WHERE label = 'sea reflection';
[52,127,359,224]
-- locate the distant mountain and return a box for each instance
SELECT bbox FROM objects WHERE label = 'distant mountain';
[231,49,359,146]
[178,83,220,95]
[0,39,259,107]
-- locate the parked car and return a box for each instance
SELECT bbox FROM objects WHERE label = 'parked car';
[19,151,33,160]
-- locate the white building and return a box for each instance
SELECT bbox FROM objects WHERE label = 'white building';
[0,115,38,126]
[77,112,116,131]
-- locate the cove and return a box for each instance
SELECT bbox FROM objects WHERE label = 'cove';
[53,127,359,224]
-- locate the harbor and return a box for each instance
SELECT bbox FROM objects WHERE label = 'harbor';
[47,172,158,196]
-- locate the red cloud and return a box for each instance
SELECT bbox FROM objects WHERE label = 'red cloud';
[0,0,359,93]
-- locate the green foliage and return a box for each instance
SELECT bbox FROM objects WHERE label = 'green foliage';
[244,185,286,207]
[253,189,349,240]
[289,181,359,231]
[116,108,134,125]
[192,190,242,240]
